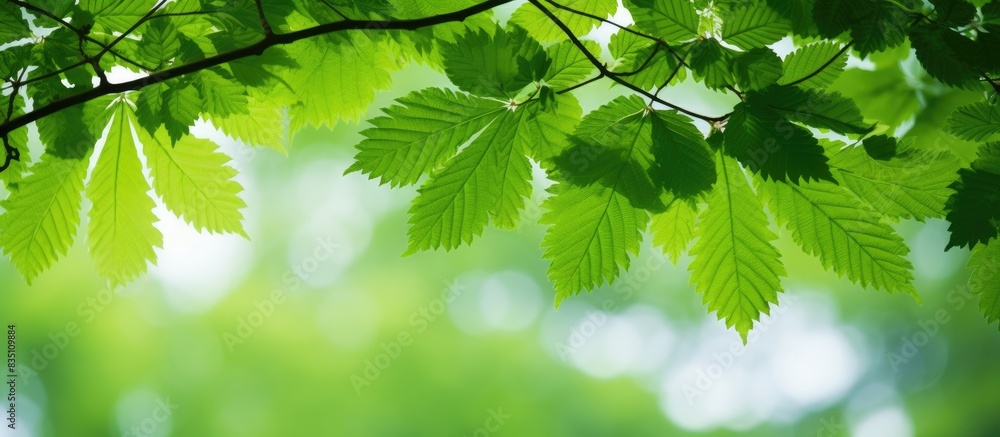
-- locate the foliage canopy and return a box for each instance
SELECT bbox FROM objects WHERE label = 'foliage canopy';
[1,0,1000,341]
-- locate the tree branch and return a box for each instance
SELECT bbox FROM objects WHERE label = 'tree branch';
[527,0,728,123]
[0,0,516,138]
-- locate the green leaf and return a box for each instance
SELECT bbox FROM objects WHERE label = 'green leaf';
[36,105,98,160]
[194,69,249,118]
[519,88,583,163]
[347,88,506,187]
[541,96,655,300]
[765,0,817,35]
[553,96,662,211]
[0,2,31,45]
[405,102,549,252]
[0,154,89,283]
[86,100,162,286]
[778,41,848,88]
[724,100,834,183]
[813,0,907,56]
[946,142,1000,249]
[609,30,685,91]
[440,26,549,99]
[759,178,916,296]
[814,0,870,38]
[284,34,392,129]
[755,86,873,135]
[543,40,599,89]
[511,0,618,42]
[721,1,791,50]
[650,196,698,263]
[135,81,201,143]
[930,0,976,27]
[626,0,701,43]
[825,140,962,221]
[861,135,897,161]
[732,47,784,92]
[80,0,158,33]
[139,127,248,237]
[210,95,291,154]
[137,17,182,69]
[689,154,786,342]
[687,38,737,90]
[947,102,1000,142]
[850,1,908,57]
[649,110,717,198]
[909,23,981,88]
[969,240,1000,329]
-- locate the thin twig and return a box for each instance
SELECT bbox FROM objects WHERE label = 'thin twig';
[253,0,273,36]
[556,73,606,94]
[0,0,519,137]
[528,0,728,123]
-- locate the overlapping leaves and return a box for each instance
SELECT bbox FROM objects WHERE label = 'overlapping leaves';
[3,0,1000,337]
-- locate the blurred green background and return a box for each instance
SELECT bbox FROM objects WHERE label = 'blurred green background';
[3,14,1000,437]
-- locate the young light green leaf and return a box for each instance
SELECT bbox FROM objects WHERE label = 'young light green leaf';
[626,0,701,43]
[650,196,698,263]
[778,41,848,89]
[0,153,89,283]
[552,96,662,210]
[721,1,791,50]
[543,40,599,89]
[542,96,654,300]
[511,0,618,42]
[609,30,685,91]
[824,140,961,221]
[440,26,549,99]
[210,95,290,154]
[194,69,249,118]
[139,126,248,237]
[759,178,917,297]
[284,34,392,129]
[80,0,157,33]
[689,154,786,342]
[969,240,1000,329]
[347,88,506,187]
[405,109,528,253]
[86,100,162,286]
